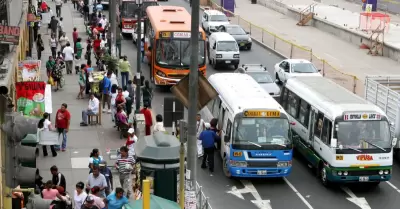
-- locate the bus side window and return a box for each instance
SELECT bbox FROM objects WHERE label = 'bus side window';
[212,97,221,117]
[321,118,332,145]
[281,87,289,110]
[287,91,300,118]
[314,112,324,138]
[225,119,232,142]
[298,99,310,128]
[218,108,226,130]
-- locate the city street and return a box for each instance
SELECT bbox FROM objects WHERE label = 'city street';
[34,0,400,209]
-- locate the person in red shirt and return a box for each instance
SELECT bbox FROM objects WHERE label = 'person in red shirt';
[140,103,153,136]
[72,27,78,53]
[55,103,71,151]
[93,34,102,61]
[41,1,48,12]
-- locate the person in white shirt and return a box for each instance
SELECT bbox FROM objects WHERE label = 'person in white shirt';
[38,112,57,157]
[58,32,69,52]
[62,42,74,74]
[81,93,100,126]
[54,0,63,17]
[74,182,87,209]
[100,36,107,49]
[99,16,106,30]
[122,86,129,98]
[58,17,64,40]
[153,114,166,134]
[196,114,205,158]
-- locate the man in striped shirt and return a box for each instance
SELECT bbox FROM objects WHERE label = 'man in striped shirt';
[116,146,135,198]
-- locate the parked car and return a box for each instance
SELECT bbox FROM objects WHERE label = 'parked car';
[274,59,322,83]
[217,24,251,50]
[201,9,230,34]
[235,64,280,98]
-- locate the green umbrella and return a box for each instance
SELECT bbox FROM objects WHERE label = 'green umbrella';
[125,195,181,209]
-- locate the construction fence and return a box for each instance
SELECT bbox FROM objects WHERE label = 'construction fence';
[207,0,364,95]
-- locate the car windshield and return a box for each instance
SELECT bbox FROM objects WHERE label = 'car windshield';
[226,26,246,35]
[156,39,205,68]
[336,121,391,150]
[210,15,228,21]
[121,2,138,18]
[248,72,273,83]
[217,41,238,51]
[291,62,318,73]
[233,118,291,147]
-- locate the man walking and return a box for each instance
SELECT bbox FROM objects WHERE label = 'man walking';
[102,71,112,113]
[86,166,108,198]
[55,103,70,152]
[116,146,135,198]
[199,123,220,173]
[62,42,74,74]
[50,16,59,36]
[55,0,62,17]
[58,17,64,40]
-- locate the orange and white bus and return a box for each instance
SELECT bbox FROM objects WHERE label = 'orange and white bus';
[119,0,158,34]
[145,6,207,86]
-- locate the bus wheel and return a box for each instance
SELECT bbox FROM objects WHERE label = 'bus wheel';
[223,156,232,178]
[319,163,330,187]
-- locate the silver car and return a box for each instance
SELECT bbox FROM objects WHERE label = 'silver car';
[234,64,281,99]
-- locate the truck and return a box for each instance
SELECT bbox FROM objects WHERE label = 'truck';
[365,75,400,159]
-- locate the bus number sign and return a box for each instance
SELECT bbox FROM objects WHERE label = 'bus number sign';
[336,155,343,160]
[343,113,381,121]
[160,32,171,38]
[244,110,280,118]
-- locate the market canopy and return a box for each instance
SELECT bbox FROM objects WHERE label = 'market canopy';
[125,195,181,209]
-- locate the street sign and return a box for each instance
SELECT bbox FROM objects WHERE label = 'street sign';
[170,71,218,112]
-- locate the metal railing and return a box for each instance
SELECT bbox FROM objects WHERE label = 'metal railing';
[196,181,213,209]
[206,0,363,95]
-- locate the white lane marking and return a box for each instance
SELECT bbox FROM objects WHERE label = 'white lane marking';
[227,186,247,200]
[241,180,273,209]
[341,186,371,209]
[283,178,314,209]
[386,181,400,194]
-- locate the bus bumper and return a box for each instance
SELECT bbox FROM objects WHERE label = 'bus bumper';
[154,74,181,85]
[327,171,392,182]
[122,28,134,34]
[229,166,292,178]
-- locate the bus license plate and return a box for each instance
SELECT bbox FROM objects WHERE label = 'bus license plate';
[257,170,267,175]
[359,176,369,182]
[225,61,231,64]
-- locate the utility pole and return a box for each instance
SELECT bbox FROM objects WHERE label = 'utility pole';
[135,0,143,113]
[109,0,117,57]
[187,0,200,192]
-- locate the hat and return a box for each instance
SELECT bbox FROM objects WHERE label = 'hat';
[86,195,94,203]
[128,128,135,134]
[204,123,211,129]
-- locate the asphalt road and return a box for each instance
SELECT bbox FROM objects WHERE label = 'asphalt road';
[115,0,400,208]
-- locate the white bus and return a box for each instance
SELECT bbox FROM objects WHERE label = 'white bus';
[202,73,293,178]
[281,77,395,186]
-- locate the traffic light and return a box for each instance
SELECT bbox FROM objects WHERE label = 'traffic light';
[2,114,40,188]
[25,193,53,209]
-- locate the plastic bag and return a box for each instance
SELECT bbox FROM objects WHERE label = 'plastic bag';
[48,76,54,86]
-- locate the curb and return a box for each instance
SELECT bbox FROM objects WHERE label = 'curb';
[251,38,287,59]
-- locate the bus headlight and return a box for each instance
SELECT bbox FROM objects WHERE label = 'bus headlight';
[379,170,384,175]
[229,160,247,167]
[384,170,390,175]
[156,70,166,77]
[277,161,291,167]
[343,171,348,176]
[233,54,240,58]
[337,171,343,176]
[216,54,222,58]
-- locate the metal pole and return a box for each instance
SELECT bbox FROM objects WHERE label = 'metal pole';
[178,120,187,209]
[135,5,142,113]
[172,101,176,135]
[187,0,200,192]
[110,0,117,57]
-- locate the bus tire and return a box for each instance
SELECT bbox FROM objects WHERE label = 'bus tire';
[318,162,330,187]
[223,156,232,178]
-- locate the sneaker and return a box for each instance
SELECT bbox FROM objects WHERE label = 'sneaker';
[61,149,66,152]
[107,109,112,113]
[102,109,106,113]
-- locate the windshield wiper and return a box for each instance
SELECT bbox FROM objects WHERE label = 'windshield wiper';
[247,141,262,148]
[361,139,386,151]
[347,147,362,152]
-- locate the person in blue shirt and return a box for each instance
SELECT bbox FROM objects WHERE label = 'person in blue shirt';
[102,71,112,113]
[105,187,129,209]
[99,160,113,196]
[199,122,221,173]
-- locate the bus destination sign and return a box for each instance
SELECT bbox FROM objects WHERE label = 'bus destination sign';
[159,31,202,38]
[244,110,280,118]
[343,113,381,121]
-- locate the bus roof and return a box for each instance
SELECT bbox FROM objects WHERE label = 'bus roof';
[146,6,203,32]
[285,77,384,118]
[208,73,286,116]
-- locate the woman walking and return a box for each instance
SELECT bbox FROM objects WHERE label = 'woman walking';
[77,64,86,99]
[49,33,58,58]
[142,80,153,108]
[75,37,83,60]
[38,113,57,157]
[36,34,44,60]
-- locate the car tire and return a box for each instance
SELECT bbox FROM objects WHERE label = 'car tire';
[319,163,331,187]
[234,64,238,69]
[223,156,232,178]
[212,59,217,69]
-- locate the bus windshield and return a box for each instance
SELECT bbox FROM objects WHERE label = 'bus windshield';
[232,118,291,148]
[121,2,138,18]
[156,39,205,68]
[336,120,391,150]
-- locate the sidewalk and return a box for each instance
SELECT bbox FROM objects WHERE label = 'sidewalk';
[35,1,124,194]
[211,0,400,94]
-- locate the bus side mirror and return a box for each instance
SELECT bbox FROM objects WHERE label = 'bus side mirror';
[330,138,337,148]
[392,138,397,147]
[224,135,230,142]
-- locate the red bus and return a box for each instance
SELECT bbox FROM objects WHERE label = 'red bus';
[119,0,159,34]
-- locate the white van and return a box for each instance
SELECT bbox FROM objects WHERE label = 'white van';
[208,32,240,69]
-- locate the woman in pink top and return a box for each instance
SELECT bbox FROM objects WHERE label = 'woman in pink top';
[90,186,106,209]
[42,180,62,200]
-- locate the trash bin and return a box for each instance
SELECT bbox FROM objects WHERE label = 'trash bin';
[135,132,180,202]
[21,134,39,168]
